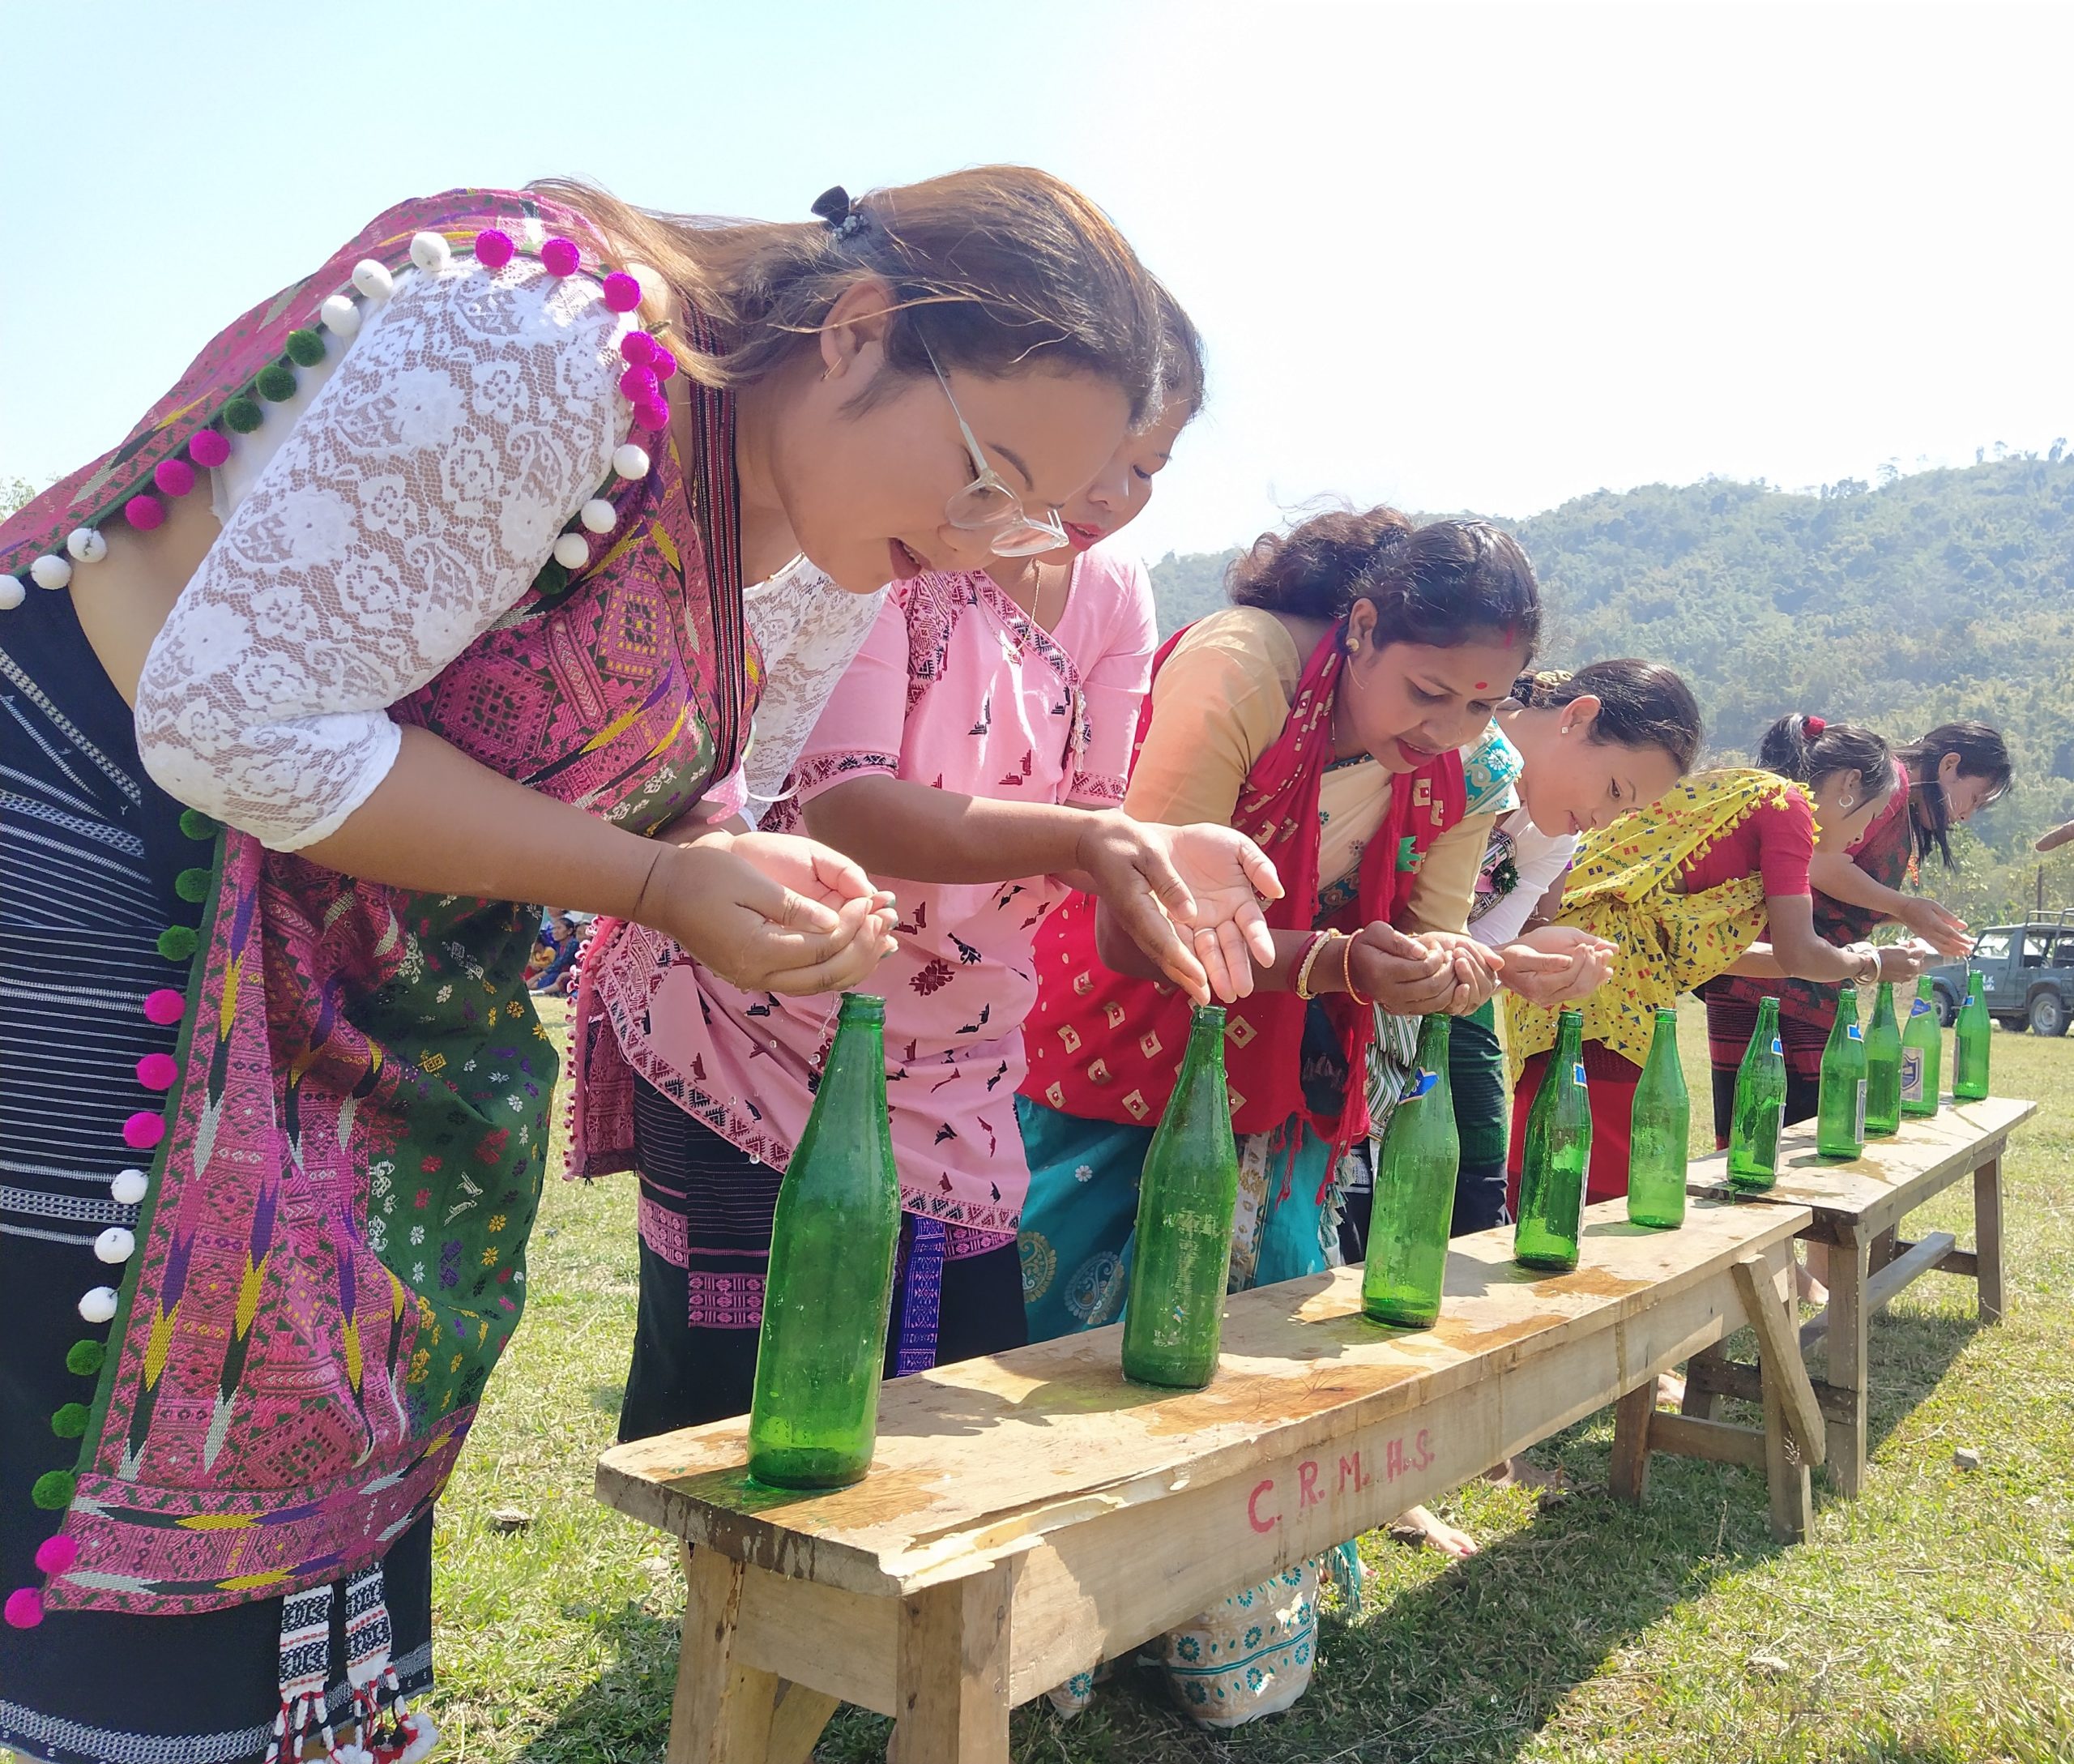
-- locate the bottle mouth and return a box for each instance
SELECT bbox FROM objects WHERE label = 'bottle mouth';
[839,993,887,1022]
[1189,1002,1227,1028]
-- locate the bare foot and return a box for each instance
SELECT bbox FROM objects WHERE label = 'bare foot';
[1386,1504,1479,1557]
[1794,1256,1829,1309]
[1657,1371,1687,1409]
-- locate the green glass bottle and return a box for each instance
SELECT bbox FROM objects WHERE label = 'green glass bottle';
[1816,985,1867,1160]
[1863,980,1902,1138]
[1121,1004,1240,1390]
[747,994,900,1489]
[1953,967,1991,1102]
[1515,1010,1590,1271]
[1900,976,1942,1118]
[1727,997,1788,1191]
[1627,1006,1688,1230]
[1362,1015,1459,1327]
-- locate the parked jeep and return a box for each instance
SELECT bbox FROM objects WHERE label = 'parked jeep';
[1923,912,2074,1036]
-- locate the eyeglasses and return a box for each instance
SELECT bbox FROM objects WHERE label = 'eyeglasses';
[922,337,1070,557]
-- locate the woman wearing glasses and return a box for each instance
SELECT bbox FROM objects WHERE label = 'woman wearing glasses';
[594,297,1280,1442]
[0,173,1260,1764]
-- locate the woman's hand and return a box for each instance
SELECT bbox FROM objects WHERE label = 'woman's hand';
[1497,925,1620,1006]
[1896,895,1971,960]
[1075,812,1280,1004]
[1875,939,1936,985]
[645,833,898,997]
[1346,923,1458,1015]
[1415,930,1508,1014]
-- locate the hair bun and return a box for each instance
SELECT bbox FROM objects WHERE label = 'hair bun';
[810,186,853,227]
[1804,715,1826,736]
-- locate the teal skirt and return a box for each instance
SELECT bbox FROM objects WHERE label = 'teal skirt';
[1016,1096,1341,1344]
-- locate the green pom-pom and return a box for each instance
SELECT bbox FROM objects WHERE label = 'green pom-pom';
[174,867,212,904]
[157,925,199,962]
[50,1404,89,1439]
[255,364,298,404]
[532,558,570,597]
[31,1471,75,1510]
[284,328,327,367]
[224,397,264,434]
[66,1339,106,1377]
[178,809,218,841]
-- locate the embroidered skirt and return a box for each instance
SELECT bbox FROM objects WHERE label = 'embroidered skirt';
[0,596,434,1764]
[617,1078,1025,1442]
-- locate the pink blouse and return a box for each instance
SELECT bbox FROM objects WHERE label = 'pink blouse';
[595,541,1156,1232]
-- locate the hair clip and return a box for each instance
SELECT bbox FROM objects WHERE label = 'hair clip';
[811,186,865,239]
[1805,715,1827,736]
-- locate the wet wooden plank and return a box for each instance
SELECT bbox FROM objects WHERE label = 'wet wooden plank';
[597,1196,1808,1598]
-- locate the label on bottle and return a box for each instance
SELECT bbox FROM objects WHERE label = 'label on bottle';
[1573,1061,1587,1086]
[1771,1036,1782,1055]
[1900,1048,1924,1101]
[1854,1079,1867,1142]
[1910,998,1932,1018]
[1406,1070,1437,1100]
[1847,1023,1863,1041]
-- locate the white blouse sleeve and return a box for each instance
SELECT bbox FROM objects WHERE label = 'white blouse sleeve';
[134,258,629,851]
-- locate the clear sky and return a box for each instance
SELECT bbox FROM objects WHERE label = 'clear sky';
[3,0,2068,563]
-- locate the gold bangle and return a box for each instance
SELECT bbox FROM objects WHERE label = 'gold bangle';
[1341,933,1372,1006]
[1294,931,1331,1001]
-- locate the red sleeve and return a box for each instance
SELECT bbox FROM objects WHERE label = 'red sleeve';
[1752,794,1816,897]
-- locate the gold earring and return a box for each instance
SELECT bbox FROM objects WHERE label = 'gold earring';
[1346,638,1361,655]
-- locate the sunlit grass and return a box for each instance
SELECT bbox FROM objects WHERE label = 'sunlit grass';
[426,998,2074,1763]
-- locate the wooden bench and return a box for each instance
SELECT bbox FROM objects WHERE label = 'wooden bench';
[1683,1096,2033,1497]
[596,1195,1818,1764]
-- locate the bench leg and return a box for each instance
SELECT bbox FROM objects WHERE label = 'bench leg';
[1609,1382,1655,1505]
[1974,1154,2005,1324]
[1732,1251,1820,1543]
[1820,1224,1871,1498]
[769,1682,841,1764]
[671,1544,779,1764]
[1680,1342,1726,1420]
[896,1561,1014,1764]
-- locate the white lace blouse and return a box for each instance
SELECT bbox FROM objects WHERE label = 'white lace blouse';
[133,257,633,851]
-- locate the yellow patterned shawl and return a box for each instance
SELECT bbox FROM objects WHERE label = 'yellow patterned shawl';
[1504,768,1813,1083]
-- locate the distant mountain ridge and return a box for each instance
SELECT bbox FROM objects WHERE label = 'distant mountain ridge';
[1148,456,2074,908]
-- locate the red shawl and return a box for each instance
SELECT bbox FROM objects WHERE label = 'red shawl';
[1019,620,1466,1151]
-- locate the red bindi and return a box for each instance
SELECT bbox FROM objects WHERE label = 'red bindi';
[1474,681,1488,691]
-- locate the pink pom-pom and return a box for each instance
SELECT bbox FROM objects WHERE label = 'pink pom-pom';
[137,1053,180,1091]
[3,1588,42,1629]
[188,430,231,469]
[540,237,581,277]
[124,496,166,532]
[634,399,671,433]
[142,989,186,1026]
[651,349,678,382]
[153,458,197,498]
[601,271,642,314]
[122,1112,165,1151]
[473,228,515,269]
[618,365,660,403]
[619,330,655,367]
[35,1535,77,1575]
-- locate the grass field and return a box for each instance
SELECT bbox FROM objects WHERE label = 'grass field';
[425,999,2074,1763]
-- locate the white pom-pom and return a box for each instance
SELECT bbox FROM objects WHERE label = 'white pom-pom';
[66,527,109,565]
[409,231,452,273]
[29,554,72,591]
[334,1745,374,1764]
[0,576,23,611]
[352,258,395,301]
[79,1286,119,1324]
[94,1227,136,1265]
[111,1169,150,1206]
[518,217,545,254]
[319,293,361,338]
[552,532,591,570]
[396,1715,441,1764]
[579,498,617,535]
[612,443,651,481]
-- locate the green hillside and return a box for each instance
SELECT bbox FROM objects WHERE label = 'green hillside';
[1149,455,2074,922]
